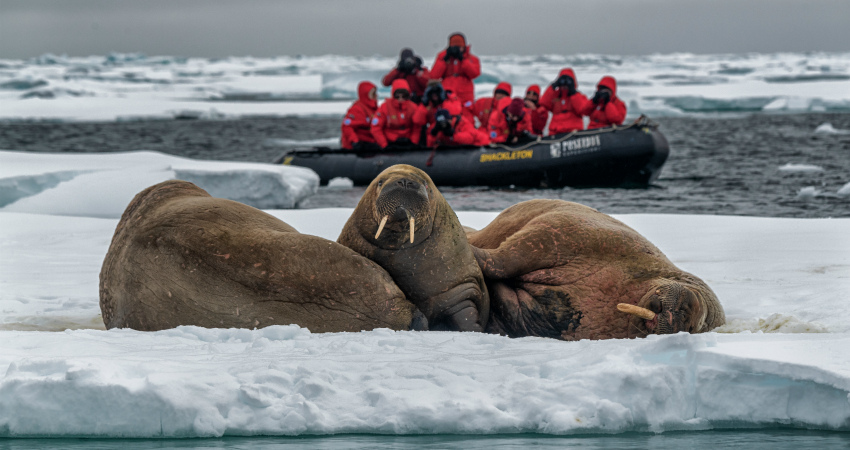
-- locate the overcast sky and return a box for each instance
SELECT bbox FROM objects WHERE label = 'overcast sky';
[1,0,848,59]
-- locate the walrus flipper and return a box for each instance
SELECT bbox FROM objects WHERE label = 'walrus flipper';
[100,180,421,332]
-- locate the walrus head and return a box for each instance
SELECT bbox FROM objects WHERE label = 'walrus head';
[338,165,489,332]
[622,277,723,337]
[371,166,437,249]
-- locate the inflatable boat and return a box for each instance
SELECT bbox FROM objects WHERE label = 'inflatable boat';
[274,116,669,188]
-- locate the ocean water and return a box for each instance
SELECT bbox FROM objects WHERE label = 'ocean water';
[2,112,848,217]
[2,430,849,449]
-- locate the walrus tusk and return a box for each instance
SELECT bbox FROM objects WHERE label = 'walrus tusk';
[375,215,388,239]
[617,303,656,320]
[409,217,415,243]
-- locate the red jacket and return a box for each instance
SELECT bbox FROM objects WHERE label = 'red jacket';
[371,79,421,147]
[426,101,489,148]
[488,98,533,144]
[539,68,591,135]
[525,84,549,135]
[429,46,480,109]
[472,81,512,129]
[579,76,627,129]
[381,67,431,98]
[341,81,378,149]
[412,91,464,132]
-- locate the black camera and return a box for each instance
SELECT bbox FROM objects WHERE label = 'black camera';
[445,46,463,60]
[399,57,416,73]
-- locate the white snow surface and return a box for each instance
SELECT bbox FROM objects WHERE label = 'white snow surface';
[0,150,319,217]
[1,52,849,122]
[1,152,849,437]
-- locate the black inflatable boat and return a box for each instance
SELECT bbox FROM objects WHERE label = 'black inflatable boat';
[274,116,669,188]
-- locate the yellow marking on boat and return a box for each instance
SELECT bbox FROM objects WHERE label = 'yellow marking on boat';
[479,149,533,163]
[282,156,294,165]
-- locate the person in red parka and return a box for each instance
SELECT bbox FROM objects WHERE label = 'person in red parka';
[539,68,591,135]
[579,76,627,129]
[429,32,481,111]
[341,81,379,150]
[427,101,489,148]
[413,81,462,141]
[371,79,420,148]
[523,84,549,135]
[472,81,511,130]
[381,48,430,104]
[488,97,535,144]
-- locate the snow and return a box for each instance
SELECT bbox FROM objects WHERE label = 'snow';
[0,152,849,437]
[0,150,319,217]
[778,163,825,173]
[1,52,849,122]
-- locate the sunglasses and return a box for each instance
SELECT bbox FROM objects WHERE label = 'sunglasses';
[394,91,410,100]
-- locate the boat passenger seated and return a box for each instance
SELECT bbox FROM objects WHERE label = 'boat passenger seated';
[341,81,380,151]
[371,79,420,148]
[381,48,430,105]
[579,76,627,129]
[413,81,461,142]
[540,68,591,135]
[523,84,549,135]
[472,82,511,130]
[488,97,535,145]
[427,103,489,148]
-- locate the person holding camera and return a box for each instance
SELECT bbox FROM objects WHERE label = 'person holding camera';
[523,84,549,135]
[579,76,627,130]
[381,48,430,104]
[340,81,380,151]
[426,102,489,148]
[472,81,511,130]
[488,97,535,144]
[539,68,591,135]
[370,79,420,148]
[413,81,457,142]
[429,32,481,111]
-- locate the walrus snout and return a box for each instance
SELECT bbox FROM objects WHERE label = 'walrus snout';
[625,281,708,335]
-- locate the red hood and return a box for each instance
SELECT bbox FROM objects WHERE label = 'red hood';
[444,100,463,116]
[357,81,377,108]
[597,76,616,95]
[558,68,577,89]
[391,79,411,96]
[526,84,541,96]
[494,81,512,96]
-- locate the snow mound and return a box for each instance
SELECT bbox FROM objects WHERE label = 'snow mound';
[1,328,848,438]
[713,314,830,334]
[778,163,825,173]
[814,123,850,134]
[327,177,354,189]
[0,151,319,217]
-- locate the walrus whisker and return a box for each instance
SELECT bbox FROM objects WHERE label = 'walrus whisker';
[617,303,656,320]
[375,215,388,239]
[409,217,415,243]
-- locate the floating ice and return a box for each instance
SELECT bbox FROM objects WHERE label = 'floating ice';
[778,163,825,173]
[796,186,821,200]
[0,150,319,217]
[838,182,850,197]
[714,313,830,334]
[815,122,850,134]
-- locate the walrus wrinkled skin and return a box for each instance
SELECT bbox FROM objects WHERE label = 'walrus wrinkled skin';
[338,165,489,332]
[100,180,425,332]
[466,199,725,340]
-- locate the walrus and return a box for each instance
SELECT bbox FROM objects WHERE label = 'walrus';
[338,165,489,332]
[466,199,725,340]
[100,180,426,332]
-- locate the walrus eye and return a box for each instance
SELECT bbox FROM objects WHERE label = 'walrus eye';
[377,180,383,188]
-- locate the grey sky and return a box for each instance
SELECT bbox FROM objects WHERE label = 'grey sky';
[1,0,848,59]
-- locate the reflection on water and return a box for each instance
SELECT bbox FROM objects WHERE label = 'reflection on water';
[1,430,849,450]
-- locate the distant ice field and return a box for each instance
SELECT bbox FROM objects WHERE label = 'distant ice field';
[1,52,849,122]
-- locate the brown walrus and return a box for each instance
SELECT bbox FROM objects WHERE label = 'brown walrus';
[100,180,426,332]
[466,199,725,340]
[338,165,489,332]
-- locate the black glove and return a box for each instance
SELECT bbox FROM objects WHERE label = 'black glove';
[594,90,610,105]
[351,141,363,151]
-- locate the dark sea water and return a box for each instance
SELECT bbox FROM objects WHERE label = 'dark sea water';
[1,113,848,217]
[1,430,849,449]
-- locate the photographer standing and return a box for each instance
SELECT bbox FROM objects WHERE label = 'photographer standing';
[382,48,430,104]
[429,32,480,111]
